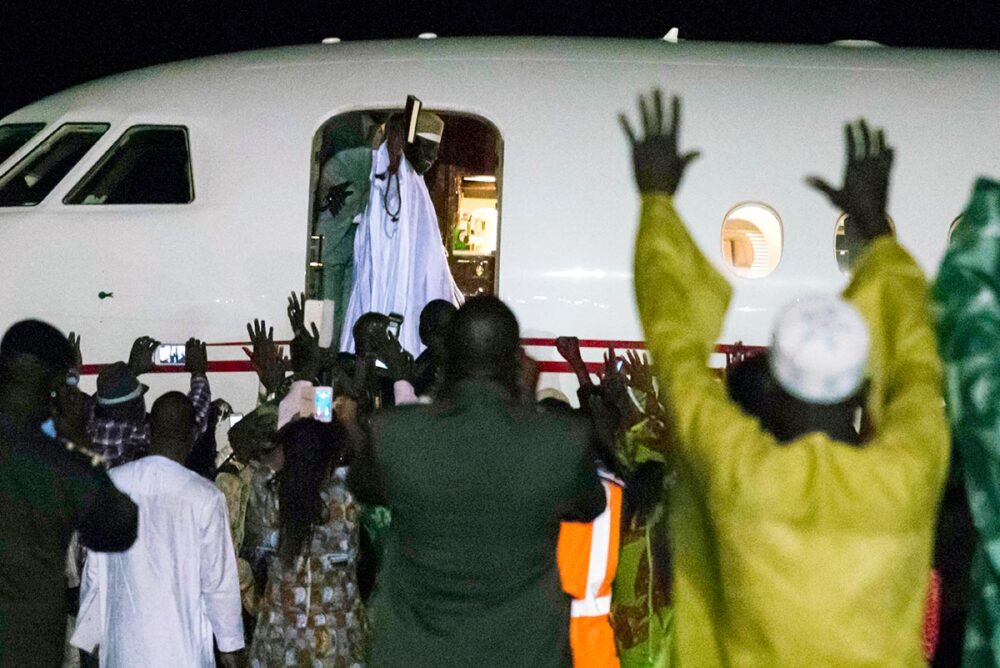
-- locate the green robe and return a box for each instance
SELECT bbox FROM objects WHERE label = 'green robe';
[316,147,372,345]
[933,177,1000,667]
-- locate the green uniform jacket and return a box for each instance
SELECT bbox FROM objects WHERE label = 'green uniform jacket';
[359,381,604,668]
[933,177,1000,667]
[634,193,949,667]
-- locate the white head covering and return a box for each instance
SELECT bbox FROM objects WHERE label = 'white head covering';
[769,295,870,405]
[278,380,315,430]
[537,387,570,404]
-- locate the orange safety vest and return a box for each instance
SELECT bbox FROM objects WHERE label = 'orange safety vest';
[558,472,624,668]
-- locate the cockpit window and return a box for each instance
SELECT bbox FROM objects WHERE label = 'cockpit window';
[0,123,46,166]
[0,123,109,207]
[65,126,193,205]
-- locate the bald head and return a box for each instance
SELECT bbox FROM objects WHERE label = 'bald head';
[443,297,521,391]
[150,392,196,461]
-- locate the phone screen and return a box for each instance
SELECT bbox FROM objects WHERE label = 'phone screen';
[387,312,403,339]
[155,344,186,365]
[314,386,333,423]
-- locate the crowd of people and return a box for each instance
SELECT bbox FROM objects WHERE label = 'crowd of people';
[1,87,999,668]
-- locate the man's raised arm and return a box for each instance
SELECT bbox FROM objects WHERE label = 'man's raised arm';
[623,90,748,460]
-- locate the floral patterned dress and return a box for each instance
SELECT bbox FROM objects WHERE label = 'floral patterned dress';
[249,468,368,668]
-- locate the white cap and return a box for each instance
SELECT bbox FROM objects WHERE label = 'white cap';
[537,387,570,404]
[769,295,869,405]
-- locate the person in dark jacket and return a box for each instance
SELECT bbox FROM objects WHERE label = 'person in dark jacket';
[0,320,138,668]
[349,296,604,668]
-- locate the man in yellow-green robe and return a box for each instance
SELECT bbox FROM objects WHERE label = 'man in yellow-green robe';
[623,91,949,666]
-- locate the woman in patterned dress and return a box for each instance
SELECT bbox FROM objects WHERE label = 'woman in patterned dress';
[249,418,368,668]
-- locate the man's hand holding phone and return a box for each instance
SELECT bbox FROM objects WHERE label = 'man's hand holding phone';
[128,336,160,377]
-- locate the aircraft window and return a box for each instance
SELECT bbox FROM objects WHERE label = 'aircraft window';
[720,202,783,278]
[0,123,109,207]
[306,110,502,301]
[834,214,895,273]
[65,126,193,204]
[0,123,46,165]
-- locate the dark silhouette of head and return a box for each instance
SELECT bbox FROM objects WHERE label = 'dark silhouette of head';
[441,296,521,397]
[0,320,73,425]
[353,312,390,358]
[419,300,457,349]
[149,392,196,462]
[228,404,279,464]
[275,418,350,564]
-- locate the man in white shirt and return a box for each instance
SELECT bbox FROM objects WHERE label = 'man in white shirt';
[72,392,245,668]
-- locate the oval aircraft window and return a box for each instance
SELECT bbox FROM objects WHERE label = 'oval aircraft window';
[834,214,895,274]
[720,202,783,279]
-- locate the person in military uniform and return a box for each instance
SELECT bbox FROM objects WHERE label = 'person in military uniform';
[0,320,138,668]
[316,142,374,347]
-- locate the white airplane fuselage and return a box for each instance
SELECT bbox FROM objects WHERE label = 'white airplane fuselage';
[1,38,997,408]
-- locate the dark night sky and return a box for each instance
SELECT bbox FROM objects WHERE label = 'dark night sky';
[2,0,998,118]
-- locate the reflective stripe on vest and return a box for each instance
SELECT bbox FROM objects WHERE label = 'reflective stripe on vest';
[571,593,612,617]
[570,479,621,618]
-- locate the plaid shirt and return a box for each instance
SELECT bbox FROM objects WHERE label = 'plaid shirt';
[86,375,212,468]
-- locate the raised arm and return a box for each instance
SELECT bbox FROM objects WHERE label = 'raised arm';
[624,90,768,477]
[185,338,212,437]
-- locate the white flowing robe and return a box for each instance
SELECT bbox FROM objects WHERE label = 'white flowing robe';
[72,456,244,667]
[340,141,464,355]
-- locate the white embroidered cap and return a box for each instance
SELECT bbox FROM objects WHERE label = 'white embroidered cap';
[769,295,870,405]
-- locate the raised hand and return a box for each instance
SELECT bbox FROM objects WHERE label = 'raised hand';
[602,346,622,383]
[324,181,353,218]
[67,332,83,375]
[243,319,287,395]
[212,399,234,421]
[555,336,583,365]
[127,336,160,377]
[289,322,322,380]
[620,89,700,195]
[185,338,209,378]
[376,333,415,383]
[287,291,307,337]
[556,336,593,387]
[622,349,656,396]
[807,120,894,246]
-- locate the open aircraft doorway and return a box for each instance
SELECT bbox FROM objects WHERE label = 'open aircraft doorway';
[306,109,503,306]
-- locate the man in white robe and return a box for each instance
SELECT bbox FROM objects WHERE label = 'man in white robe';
[72,392,244,668]
[340,111,464,355]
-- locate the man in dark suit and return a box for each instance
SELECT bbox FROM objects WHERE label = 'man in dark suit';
[349,296,604,668]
